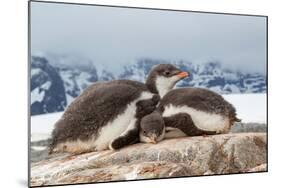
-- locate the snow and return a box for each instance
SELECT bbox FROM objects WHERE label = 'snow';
[209,86,222,93]
[40,81,51,90]
[66,94,75,104]
[30,94,267,142]
[31,68,41,77]
[76,72,92,90]
[223,93,266,123]
[31,112,63,141]
[31,87,45,104]
[30,81,52,104]
[60,69,94,99]
[223,84,240,93]
[224,72,238,81]
[31,133,51,142]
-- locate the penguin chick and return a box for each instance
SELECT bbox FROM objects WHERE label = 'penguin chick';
[159,88,241,134]
[140,87,241,143]
[146,64,189,98]
[49,64,188,154]
[139,111,165,144]
[139,111,219,144]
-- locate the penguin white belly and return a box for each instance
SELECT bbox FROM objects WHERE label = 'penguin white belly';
[165,127,186,138]
[162,104,229,133]
[53,92,154,153]
[93,91,154,151]
[93,103,137,151]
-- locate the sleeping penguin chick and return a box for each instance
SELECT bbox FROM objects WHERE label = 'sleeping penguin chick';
[140,88,241,142]
[139,111,217,144]
[158,88,241,135]
[139,111,165,144]
[140,87,241,143]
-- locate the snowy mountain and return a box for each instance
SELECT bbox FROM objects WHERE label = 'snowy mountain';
[45,54,99,103]
[30,55,266,115]
[99,70,115,81]
[31,55,111,114]
[120,58,267,94]
[31,56,67,115]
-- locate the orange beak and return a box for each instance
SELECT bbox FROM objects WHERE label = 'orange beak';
[177,71,189,78]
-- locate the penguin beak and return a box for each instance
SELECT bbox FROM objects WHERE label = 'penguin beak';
[177,71,189,79]
[149,134,158,144]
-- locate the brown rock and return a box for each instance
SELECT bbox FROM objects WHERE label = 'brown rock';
[30,133,267,187]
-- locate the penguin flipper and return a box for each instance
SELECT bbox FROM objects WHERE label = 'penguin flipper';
[163,113,216,136]
[109,120,140,150]
[135,95,159,118]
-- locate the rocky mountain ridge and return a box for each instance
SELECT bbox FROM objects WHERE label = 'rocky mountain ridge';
[30,55,266,115]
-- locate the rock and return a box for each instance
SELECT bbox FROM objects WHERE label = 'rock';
[246,163,267,172]
[30,133,267,187]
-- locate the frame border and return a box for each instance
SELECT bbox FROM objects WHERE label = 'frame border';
[28,0,269,187]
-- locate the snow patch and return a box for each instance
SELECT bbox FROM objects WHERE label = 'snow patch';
[31,133,51,142]
[40,81,51,90]
[31,87,45,104]
[31,68,41,77]
[223,93,266,123]
[66,94,75,104]
[31,112,63,136]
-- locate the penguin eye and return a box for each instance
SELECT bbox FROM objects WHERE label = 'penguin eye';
[164,71,170,76]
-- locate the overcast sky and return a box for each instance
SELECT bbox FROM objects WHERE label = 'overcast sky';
[31,2,267,74]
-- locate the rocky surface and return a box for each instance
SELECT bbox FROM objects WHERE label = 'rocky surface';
[30,133,267,187]
[246,163,267,172]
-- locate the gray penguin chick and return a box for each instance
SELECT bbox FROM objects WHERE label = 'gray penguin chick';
[139,111,165,144]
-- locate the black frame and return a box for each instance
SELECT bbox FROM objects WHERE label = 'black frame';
[28,0,268,187]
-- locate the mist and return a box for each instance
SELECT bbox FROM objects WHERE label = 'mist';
[30,2,267,74]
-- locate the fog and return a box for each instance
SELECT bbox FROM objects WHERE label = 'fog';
[31,2,267,74]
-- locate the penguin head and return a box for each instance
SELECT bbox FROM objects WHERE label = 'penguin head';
[139,111,165,144]
[146,64,189,98]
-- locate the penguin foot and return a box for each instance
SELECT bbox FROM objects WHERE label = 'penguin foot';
[109,138,124,150]
[109,133,139,150]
